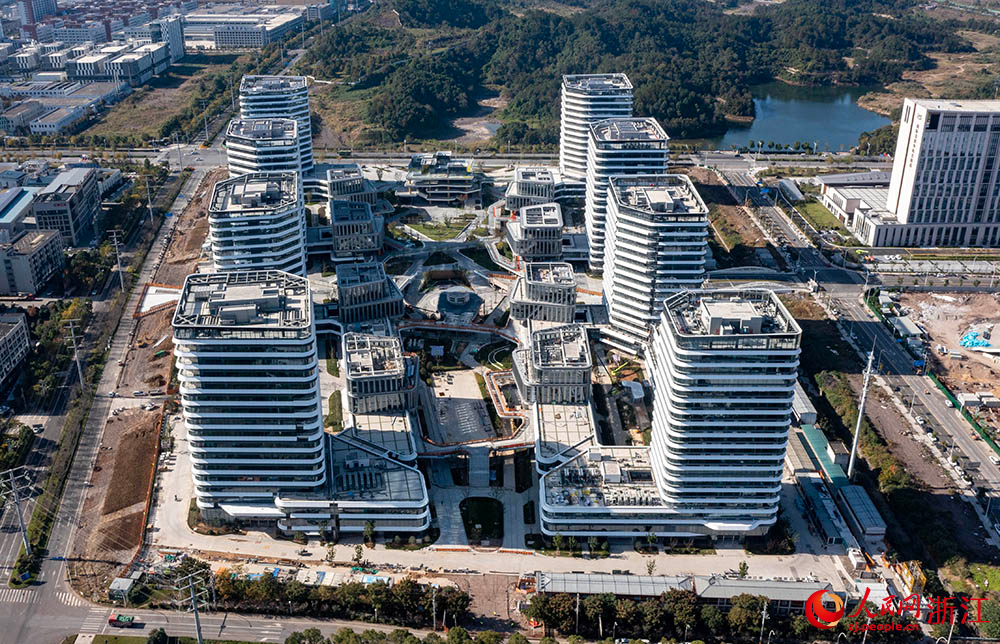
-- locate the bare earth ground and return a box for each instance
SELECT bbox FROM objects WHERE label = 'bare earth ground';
[684,168,767,262]
[117,307,174,395]
[782,294,999,562]
[85,53,245,141]
[859,30,1000,116]
[154,167,222,285]
[900,292,1000,395]
[70,408,161,599]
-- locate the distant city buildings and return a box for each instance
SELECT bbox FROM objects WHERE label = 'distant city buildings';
[584,117,669,272]
[239,76,314,172]
[559,74,633,187]
[183,7,304,50]
[208,172,306,276]
[601,175,709,355]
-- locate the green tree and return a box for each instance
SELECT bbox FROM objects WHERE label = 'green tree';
[727,594,767,635]
[700,605,726,635]
[646,560,656,575]
[353,544,365,565]
[146,629,169,644]
[665,589,698,636]
[566,535,577,552]
[507,635,530,644]
[327,543,338,563]
[737,561,749,578]
[588,536,599,553]
[364,520,375,543]
[285,629,327,644]
[552,532,564,553]
[446,627,471,644]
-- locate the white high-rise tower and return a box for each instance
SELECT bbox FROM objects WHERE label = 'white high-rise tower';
[559,74,633,185]
[239,75,313,171]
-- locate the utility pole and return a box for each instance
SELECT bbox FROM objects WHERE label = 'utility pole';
[0,467,32,558]
[174,570,213,644]
[143,174,155,226]
[432,585,437,631]
[575,592,580,634]
[847,346,876,480]
[108,229,125,292]
[63,319,85,386]
[757,603,769,644]
[173,131,183,168]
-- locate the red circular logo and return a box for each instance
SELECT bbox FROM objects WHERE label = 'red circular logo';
[805,590,845,629]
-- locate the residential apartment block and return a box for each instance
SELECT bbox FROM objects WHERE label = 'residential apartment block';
[208,172,306,276]
[0,230,64,295]
[225,118,301,177]
[0,314,30,389]
[601,175,709,355]
[239,76,313,171]
[559,74,633,185]
[343,333,419,414]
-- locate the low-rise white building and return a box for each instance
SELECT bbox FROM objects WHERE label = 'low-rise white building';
[509,262,577,324]
[343,332,419,414]
[335,262,404,324]
[0,229,63,295]
[398,151,481,207]
[505,167,555,211]
[513,325,592,405]
[506,202,563,262]
[0,314,30,388]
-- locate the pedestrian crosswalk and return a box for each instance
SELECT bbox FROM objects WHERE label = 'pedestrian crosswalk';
[56,591,86,607]
[79,608,107,634]
[0,587,33,603]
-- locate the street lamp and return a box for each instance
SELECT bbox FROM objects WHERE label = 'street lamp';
[766,629,776,644]
[836,634,849,644]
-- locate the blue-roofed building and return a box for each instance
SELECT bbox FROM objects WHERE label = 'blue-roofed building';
[0,187,37,240]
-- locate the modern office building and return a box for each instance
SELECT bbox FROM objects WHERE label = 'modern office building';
[184,10,304,50]
[585,118,670,272]
[601,175,709,354]
[123,15,184,62]
[0,186,37,239]
[509,262,577,324]
[505,167,556,211]
[0,230,63,295]
[17,0,57,25]
[343,332,419,414]
[646,290,800,537]
[32,166,100,246]
[822,98,1000,247]
[506,202,563,262]
[513,325,592,405]
[225,118,301,177]
[239,75,313,171]
[0,313,29,388]
[328,200,383,260]
[323,164,377,207]
[559,74,633,185]
[172,271,327,527]
[335,262,404,324]
[398,151,480,207]
[207,172,306,276]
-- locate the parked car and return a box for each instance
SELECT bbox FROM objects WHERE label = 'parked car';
[132,390,146,397]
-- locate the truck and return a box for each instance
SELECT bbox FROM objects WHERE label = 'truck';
[153,350,168,359]
[108,614,136,628]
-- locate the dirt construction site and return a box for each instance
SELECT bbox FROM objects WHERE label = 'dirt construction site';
[900,292,1000,396]
[70,407,162,599]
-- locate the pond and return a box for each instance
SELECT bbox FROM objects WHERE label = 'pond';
[706,82,891,152]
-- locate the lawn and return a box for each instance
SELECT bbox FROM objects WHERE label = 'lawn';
[797,199,850,234]
[408,215,475,241]
[86,53,244,141]
[326,391,344,432]
[474,341,514,370]
[459,246,500,271]
[460,497,504,542]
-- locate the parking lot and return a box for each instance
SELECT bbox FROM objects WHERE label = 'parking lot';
[426,370,494,444]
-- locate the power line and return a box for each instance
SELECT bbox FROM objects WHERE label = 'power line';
[63,320,85,386]
[108,229,126,292]
[0,466,33,560]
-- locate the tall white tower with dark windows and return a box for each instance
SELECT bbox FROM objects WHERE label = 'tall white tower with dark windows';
[239,75,313,171]
[559,74,633,185]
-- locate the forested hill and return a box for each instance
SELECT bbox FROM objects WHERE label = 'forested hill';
[297,0,972,142]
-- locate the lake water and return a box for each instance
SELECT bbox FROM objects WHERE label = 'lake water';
[707,82,891,152]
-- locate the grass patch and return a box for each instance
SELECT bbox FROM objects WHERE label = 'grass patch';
[459,246,500,271]
[797,198,849,234]
[423,251,455,266]
[460,497,503,542]
[474,340,514,370]
[408,215,475,241]
[474,372,505,435]
[497,241,513,260]
[325,391,344,432]
[709,205,744,250]
[384,257,413,275]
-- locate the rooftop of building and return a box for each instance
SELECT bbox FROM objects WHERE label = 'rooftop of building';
[536,571,833,602]
[1,101,43,117]
[515,167,554,183]
[226,117,297,141]
[33,106,79,124]
[525,262,575,286]
[518,202,562,228]
[609,174,708,218]
[543,446,662,508]
[330,199,375,222]
[815,171,891,188]
[344,332,404,378]
[665,290,799,337]
[329,434,425,504]
[0,313,24,338]
[326,163,364,182]
[590,117,668,143]
[240,74,307,94]
[335,261,387,288]
[562,73,632,93]
[173,270,311,330]
[406,151,473,177]
[536,402,596,461]
[210,172,298,216]
[37,167,93,198]
[341,411,416,461]
[0,188,36,225]
[531,325,591,369]
[907,98,1000,113]
[7,229,58,254]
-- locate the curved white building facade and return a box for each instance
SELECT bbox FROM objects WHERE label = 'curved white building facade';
[559,74,633,184]
[239,75,313,171]
[173,271,326,523]
[225,118,301,177]
[584,118,669,272]
[208,172,306,276]
[602,175,709,355]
